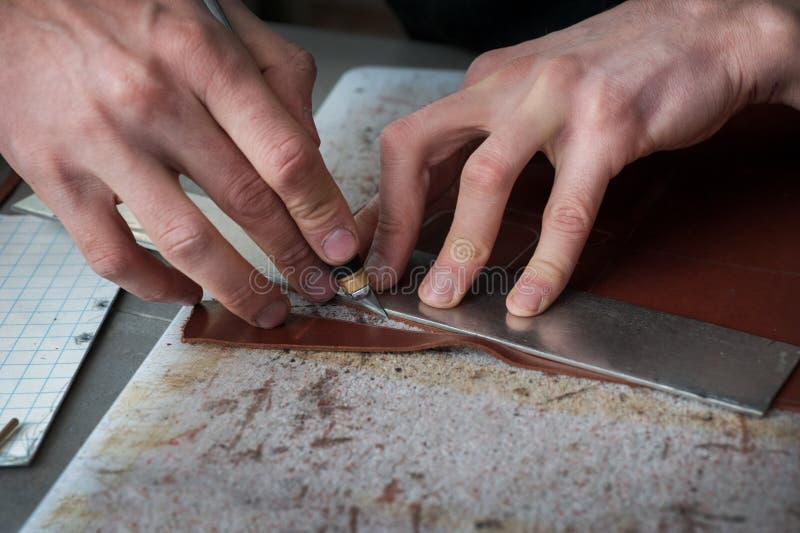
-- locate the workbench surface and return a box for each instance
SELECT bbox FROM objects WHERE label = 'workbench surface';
[22,302,800,532]
[0,24,472,531]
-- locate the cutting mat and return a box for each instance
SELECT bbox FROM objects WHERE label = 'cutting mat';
[0,214,118,466]
[24,68,800,531]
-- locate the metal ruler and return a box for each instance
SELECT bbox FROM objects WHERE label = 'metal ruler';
[377,252,799,416]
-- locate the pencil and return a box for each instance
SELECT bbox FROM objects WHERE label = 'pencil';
[0,418,20,449]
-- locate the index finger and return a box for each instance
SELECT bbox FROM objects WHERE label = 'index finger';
[507,149,608,316]
[365,88,490,288]
[186,28,358,266]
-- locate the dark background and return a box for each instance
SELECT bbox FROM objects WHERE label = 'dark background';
[245,0,621,52]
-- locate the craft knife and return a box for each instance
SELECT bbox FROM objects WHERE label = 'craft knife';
[203,0,233,29]
[0,418,19,450]
[331,256,388,319]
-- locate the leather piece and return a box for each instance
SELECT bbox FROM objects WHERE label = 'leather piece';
[183,105,800,412]
[182,300,796,411]
[183,300,625,386]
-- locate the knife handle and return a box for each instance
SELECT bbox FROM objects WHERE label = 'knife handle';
[330,256,369,296]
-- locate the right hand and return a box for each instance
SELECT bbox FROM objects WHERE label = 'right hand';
[359,0,800,317]
[0,0,358,328]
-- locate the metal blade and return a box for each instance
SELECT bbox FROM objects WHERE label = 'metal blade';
[353,289,389,320]
[378,252,799,416]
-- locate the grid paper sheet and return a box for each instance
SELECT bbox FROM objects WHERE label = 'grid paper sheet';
[0,214,118,466]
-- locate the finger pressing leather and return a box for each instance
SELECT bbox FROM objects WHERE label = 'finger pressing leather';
[414,67,566,308]
[507,151,609,317]
[365,87,492,289]
[418,122,549,309]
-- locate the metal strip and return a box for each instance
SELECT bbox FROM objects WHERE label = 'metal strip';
[378,252,800,416]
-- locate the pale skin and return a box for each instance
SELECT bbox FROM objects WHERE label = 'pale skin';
[359,0,800,316]
[1,0,798,327]
[0,0,359,328]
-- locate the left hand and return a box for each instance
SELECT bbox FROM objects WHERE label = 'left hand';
[358,0,800,316]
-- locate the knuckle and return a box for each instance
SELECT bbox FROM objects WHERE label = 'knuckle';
[222,278,260,318]
[156,215,212,263]
[286,191,340,230]
[221,172,275,223]
[137,283,173,303]
[169,18,245,81]
[172,18,218,57]
[465,50,503,84]
[538,54,586,93]
[104,61,166,121]
[287,45,317,80]
[545,199,593,237]
[684,0,723,18]
[73,109,112,143]
[380,115,421,156]
[495,55,537,85]
[272,239,317,270]
[579,77,629,131]
[84,243,128,280]
[266,134,315,189]
[375,211,408,241]
[469,50,499,71]
[214,41,249,77]
[461,151,514,193]
[528,257,568,287]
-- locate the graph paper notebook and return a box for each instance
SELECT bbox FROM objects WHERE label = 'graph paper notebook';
[0,214,118,466]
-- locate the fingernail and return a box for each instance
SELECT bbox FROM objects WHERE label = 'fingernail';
[322,228,357,263]
[419,270,455,307]
[506,290,543,317]
[255,299,289,328]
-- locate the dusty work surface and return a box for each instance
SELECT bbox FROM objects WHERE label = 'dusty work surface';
[25,67,800,531]
[24,302,800,531]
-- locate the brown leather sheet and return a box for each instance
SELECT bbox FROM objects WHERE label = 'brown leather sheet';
[183,105,800,412]
[184,300,627,384]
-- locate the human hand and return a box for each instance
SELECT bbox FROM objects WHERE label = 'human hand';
[361,0,800,316]
[0,0,359,327]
